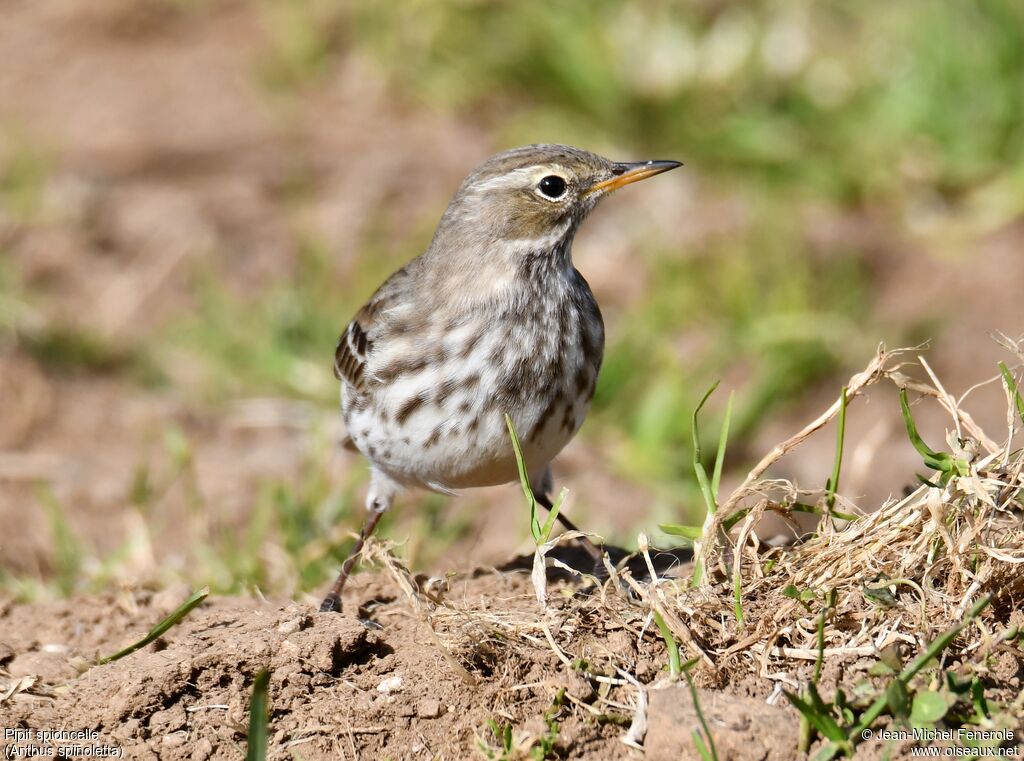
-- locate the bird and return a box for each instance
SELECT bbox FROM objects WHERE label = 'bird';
[321,144,680,613]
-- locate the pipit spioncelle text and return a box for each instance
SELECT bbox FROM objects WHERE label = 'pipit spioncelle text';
[321,144,680,613]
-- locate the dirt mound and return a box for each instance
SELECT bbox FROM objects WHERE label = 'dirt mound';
[0,565,792,760]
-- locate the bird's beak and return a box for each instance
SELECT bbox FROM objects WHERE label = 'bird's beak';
[586,160,682,194]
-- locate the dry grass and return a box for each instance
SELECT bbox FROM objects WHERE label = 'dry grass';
[676,345,1023,672]
[356,344,1024,754]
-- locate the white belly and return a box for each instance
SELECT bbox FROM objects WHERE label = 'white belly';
[344,330,596,490]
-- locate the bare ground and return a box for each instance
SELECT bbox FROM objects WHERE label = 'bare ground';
[0,562,803,761]
[2,531,1020,760]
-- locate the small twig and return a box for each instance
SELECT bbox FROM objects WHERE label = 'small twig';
[540,622,574,668]
[369,541,477,686]
[618,669,648,750]
[721,350,890,517]
[920,355,962,440]
[751,644,877,660]
[705,349,892,579]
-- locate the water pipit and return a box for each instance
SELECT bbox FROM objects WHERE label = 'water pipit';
[321,144,680,612]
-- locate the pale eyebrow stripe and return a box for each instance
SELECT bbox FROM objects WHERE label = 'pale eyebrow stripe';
[472,165,570,193]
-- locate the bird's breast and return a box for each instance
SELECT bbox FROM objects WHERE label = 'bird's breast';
[342,274,604,491]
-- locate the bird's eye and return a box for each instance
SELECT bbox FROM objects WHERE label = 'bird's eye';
[537,175,567,200]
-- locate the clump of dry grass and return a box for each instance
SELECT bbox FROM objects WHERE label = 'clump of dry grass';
[361,343,1024,753]
[662,344,1023,675]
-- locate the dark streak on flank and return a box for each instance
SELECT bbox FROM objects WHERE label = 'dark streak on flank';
[529,396,559,442]
[435,377,458,406]
[574,366,590,394]
[424,425,443,448]
[396,393,427,425]
[376,356,429,384]
[388,320,411,338]
[560,405,575,433]
[458,336,480,359]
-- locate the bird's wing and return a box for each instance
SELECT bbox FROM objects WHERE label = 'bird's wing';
[333,317,372,391]
[333,265,414,392]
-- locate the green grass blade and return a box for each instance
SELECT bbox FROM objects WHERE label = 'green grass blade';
[826,387,847,511]
[692,730,715,761]
[711,390,734,501]
[784,691,818,729]
[810,743,843,761]
[690,559,704,588]
[998,362,1024,427]
[98,587,209,664]
[684,668,719,761]
[798,710,812,754]
[246,669,270,761]
[693,454,715,514]
[691,382,719,463]
[898,594,990,681]
[38,487,83,597]
[813,609,826,685]
[806,684,848,743]
[692,381,721,515]
[505,414,540,544]
[653,611,681,678]
[539,488,569,544]
[970,677,990,722]
[791,502,858,521]
[732,567,744,628]
[721,507,751,531]
[898,389,953,472]
[851,595,991,739]
[784,688,846,745]
[659,523,703,540]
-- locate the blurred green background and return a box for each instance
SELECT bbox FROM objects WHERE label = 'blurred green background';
[1,0,1022,599]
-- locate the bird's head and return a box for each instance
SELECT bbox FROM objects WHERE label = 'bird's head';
[427,144,680,274]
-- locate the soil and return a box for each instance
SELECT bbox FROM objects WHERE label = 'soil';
[0,565,804,760]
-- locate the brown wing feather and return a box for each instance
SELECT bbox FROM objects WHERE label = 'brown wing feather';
[333,319,372,390]
[332,263,415,391]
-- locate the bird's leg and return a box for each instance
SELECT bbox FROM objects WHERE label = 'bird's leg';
[319,507,385,613]
[533,488,603,564]
[321,470,398,614]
